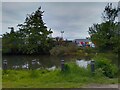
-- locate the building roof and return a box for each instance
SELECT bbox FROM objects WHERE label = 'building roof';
[73,39,91,42]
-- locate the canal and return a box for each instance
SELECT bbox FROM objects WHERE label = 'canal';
[2,55,79,69]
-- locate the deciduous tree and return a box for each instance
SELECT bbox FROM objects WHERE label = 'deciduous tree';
[88,3,119,52]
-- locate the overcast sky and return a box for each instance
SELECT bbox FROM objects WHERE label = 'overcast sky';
[2,2,118,40]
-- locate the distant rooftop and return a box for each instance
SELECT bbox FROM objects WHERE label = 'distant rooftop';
[73,39,91,42]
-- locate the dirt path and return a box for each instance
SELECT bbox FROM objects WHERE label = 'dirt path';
[84,84,119,88]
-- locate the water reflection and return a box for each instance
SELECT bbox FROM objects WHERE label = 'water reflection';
[11,60,91,70]
[12,63,56,70]
[11,60,42,70]
[12,65,20,69]
[2,55,93,70]
[2,55,76,69]
[22,63,29,69]
[76,60,91,68]
[2,55,60,69]
[47,66,56,71]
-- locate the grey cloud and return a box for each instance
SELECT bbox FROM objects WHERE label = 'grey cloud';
[2,2,118,40]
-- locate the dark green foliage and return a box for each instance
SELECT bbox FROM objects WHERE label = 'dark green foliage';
[29,70,40,78]
[61,63,70,72]
[2,30,21,54]
[50,43,78,56]
[88,3,119,53]
[102,3,119,22]
[2,7,54,55]
[94,56,118,78]
[83,47,97,54]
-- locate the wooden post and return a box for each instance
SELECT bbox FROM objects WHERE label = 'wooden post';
[61,60,64,71]
[31,60,36,70]
[3,60,7,70]
[91,60,95,73]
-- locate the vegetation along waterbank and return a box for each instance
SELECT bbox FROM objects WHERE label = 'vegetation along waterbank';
[2,2,120,88]
[2,60,118,88]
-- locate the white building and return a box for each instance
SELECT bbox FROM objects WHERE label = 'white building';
[73,39,95,47]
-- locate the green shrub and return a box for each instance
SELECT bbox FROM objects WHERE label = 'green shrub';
[50,43,77,56]
[50,46,66,56]
[94,68,105,77]
[29,70,40,78]
[83,48,97,54]
[60,62,90,77]
[94,57,118,78]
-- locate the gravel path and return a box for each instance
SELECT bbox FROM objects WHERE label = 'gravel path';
[84,84,119,88]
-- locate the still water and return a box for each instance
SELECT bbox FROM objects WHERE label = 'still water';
[2,54,118,70]
[2,55,82,69]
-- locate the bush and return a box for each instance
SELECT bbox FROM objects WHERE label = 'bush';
[50,43,77,56]
[83,48,97,54]
[29,70,40,78]
[50,46,66,56]
[60,62,90,77]
[94,57,118,78]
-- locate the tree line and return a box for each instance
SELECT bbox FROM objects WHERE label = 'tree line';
[2,3,120,55]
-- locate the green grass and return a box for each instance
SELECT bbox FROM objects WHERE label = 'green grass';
[2,62,118,88]
[0,70,2,89]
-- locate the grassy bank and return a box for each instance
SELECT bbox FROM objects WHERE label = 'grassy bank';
[2,62,118,88]
[0,70,2,89]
